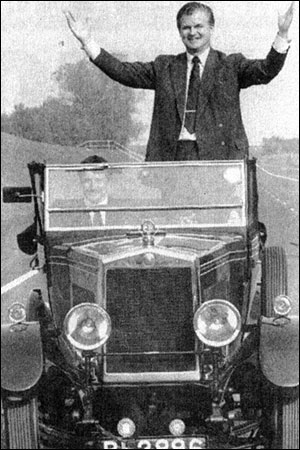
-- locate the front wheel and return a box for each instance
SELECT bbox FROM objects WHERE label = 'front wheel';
[271,387,299,449]
[2,393,39,449]
[261,246,299,449]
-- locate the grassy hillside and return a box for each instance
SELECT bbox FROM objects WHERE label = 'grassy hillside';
[1,132,145,187]
[1,132,79,187]
[1,133,85,221]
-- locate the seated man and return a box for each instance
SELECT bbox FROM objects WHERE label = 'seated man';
[51,156,114,228]
[77,155,110,227]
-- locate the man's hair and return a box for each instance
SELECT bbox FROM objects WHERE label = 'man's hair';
[177,2,215,29]
[81,155,108,164]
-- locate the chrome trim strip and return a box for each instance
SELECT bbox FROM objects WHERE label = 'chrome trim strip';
[49,260,98,272]
[101,245,198,264]
[47,223,247,232]
[201,257,247,276]
[200,249,246,269]
[48,204,244,212]
[45,161,246,169]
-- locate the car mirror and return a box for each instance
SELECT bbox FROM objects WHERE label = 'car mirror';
[3,187,33,203]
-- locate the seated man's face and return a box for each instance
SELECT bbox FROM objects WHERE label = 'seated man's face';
[80,171,108,205]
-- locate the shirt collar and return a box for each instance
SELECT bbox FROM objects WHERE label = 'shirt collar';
[186,47,211,67]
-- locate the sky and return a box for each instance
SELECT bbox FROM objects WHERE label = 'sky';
[1,1,299,145]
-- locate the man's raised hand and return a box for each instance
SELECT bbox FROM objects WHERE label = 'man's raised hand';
[64,10,92,46]
[278,1,295,38]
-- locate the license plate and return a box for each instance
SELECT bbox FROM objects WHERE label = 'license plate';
[102,437,206,449]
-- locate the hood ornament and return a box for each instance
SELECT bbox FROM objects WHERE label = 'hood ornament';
[141,220,156,246]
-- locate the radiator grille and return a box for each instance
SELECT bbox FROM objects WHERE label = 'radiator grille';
[105,268,195,373]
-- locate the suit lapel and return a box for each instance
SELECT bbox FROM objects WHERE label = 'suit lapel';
[171,53,188,123]
[196,49,221,121]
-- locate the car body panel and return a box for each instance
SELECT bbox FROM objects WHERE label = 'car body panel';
[1,322,43,392]
[260,315,299,387]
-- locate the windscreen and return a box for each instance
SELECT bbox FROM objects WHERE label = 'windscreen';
[45,162,246,230]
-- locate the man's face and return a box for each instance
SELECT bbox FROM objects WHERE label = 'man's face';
[80,171,108,205]
[179,10,214,55]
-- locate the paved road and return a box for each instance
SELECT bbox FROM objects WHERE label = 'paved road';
[1,213,35,284]
[257,167,299,314]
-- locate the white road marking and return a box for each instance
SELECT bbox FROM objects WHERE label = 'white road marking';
[257,165,299,182]
[259,163,299,215]
[261,187,299,216]
[262,164,299,172]
[1,270,39,295]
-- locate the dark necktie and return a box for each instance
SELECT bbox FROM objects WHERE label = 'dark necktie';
[184,56,201,134]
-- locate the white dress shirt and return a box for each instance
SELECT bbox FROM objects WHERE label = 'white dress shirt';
[85,196,108,226]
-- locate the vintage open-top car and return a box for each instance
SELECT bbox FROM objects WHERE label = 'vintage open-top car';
[1,159,299,449]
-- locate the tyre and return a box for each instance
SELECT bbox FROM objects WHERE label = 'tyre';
[271,387,300,450]
[261,246,299,449]
[2,394,39,449]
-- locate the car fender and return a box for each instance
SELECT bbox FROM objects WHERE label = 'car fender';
[259,315,299,387]
[1,321,43,392]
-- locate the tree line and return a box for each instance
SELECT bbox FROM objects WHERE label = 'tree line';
[2,58,298,155]
[1,57,145,147]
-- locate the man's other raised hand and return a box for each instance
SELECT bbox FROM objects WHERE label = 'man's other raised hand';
[278,1,295,39]
[64,10,92,46]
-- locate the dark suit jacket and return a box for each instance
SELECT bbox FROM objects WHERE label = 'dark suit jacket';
[93,47,287,161]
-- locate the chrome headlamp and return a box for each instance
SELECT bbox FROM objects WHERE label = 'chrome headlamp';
[117,418,136,438]
[8,302,27,323]
[194,299,241,347]
[273,295,292,316]
[64,303,111,351]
